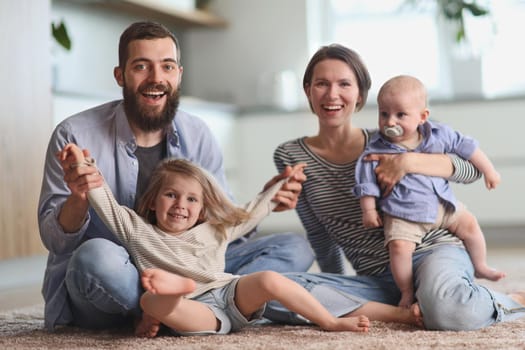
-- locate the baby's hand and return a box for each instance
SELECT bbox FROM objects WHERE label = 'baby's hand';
[484,170,501,190]
[363,210,382,228]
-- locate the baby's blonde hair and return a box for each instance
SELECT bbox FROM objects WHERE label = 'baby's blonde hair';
[377,74,428,108]
[136,159,250,237]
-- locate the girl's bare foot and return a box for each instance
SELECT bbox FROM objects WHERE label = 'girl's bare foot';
[474,265,506,281]
[141,268,196,295]
[323,315,370,332]
[135,313,161,338]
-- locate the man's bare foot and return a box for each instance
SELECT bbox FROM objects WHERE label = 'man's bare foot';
[323,315,370,332]
[141,268,196,295]
[135,313,161,338]
[509,291,525,306]
[474,265,506,281]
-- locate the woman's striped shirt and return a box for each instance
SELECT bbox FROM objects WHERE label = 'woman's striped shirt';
[273,129,481,276]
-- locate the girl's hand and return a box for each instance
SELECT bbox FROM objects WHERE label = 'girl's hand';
[266,163,307,212]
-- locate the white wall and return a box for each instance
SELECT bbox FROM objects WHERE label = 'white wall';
[51,1,128,97]
[184,0,310,108]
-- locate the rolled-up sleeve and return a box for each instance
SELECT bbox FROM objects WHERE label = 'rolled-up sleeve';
[38,124,88,255]
[447,154,482,184]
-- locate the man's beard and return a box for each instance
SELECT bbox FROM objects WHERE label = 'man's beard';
[123,82,180,132]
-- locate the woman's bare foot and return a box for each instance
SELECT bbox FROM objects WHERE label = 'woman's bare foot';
[141,268,196,295]
[474,265,506,281]
[388,303,424,328]
[344,300,424,328]
[410,303,425,328]
[509,291,525,306]
[135,313,161,338]
[398,292,415,309]
[323,315,370,332]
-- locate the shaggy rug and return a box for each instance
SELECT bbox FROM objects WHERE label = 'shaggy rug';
[2,281,525,349]
[2,251,525,349]
[1,302,524,350]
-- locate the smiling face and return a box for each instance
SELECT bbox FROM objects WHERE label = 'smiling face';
[151,173,204,235]
[114,37,183,132]
[305,59,361,129]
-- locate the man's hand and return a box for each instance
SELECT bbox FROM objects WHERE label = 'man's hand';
[363,153,407,197]
[265,163,307,212]
[56,144,103,233]
[57,145,103,201]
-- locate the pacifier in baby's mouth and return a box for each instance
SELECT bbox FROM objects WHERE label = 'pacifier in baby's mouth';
[383,125,404,138]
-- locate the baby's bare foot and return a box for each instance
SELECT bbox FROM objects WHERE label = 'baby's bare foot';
[474,266,506,281]
[135,313,161,338]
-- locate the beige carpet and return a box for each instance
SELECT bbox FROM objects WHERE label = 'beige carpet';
[2,273,525,350]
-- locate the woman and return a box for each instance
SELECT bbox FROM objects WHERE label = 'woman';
[266,44,525,331]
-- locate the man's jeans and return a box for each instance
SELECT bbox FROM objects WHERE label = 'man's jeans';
[65,233,314,329]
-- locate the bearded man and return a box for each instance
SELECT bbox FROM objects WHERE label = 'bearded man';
[38,21,313,332]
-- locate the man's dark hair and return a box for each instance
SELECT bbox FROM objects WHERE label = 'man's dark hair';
[118,21,181,69]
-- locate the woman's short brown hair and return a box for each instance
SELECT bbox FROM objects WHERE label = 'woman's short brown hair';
[302,44,371,112]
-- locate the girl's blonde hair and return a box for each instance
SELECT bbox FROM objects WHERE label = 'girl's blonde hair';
[136,158,250,237]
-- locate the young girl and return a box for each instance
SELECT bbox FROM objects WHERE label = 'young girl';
[59,143,373,337]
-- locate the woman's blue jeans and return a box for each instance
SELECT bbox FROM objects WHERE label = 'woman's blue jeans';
[265,245,525,331]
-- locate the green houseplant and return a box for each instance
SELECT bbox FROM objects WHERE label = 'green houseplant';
[407,0,490,42]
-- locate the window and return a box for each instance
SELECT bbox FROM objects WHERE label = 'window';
[318,0,525,102]
[479,1,525,98]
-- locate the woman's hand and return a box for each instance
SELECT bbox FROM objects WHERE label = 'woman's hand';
[363,153,408,197]
[265,163,307,212]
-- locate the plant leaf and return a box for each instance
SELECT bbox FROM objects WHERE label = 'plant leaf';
[51,21,71,51]
[464,3,489,17]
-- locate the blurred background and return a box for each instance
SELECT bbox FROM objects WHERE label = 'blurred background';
[1,0,524,267]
